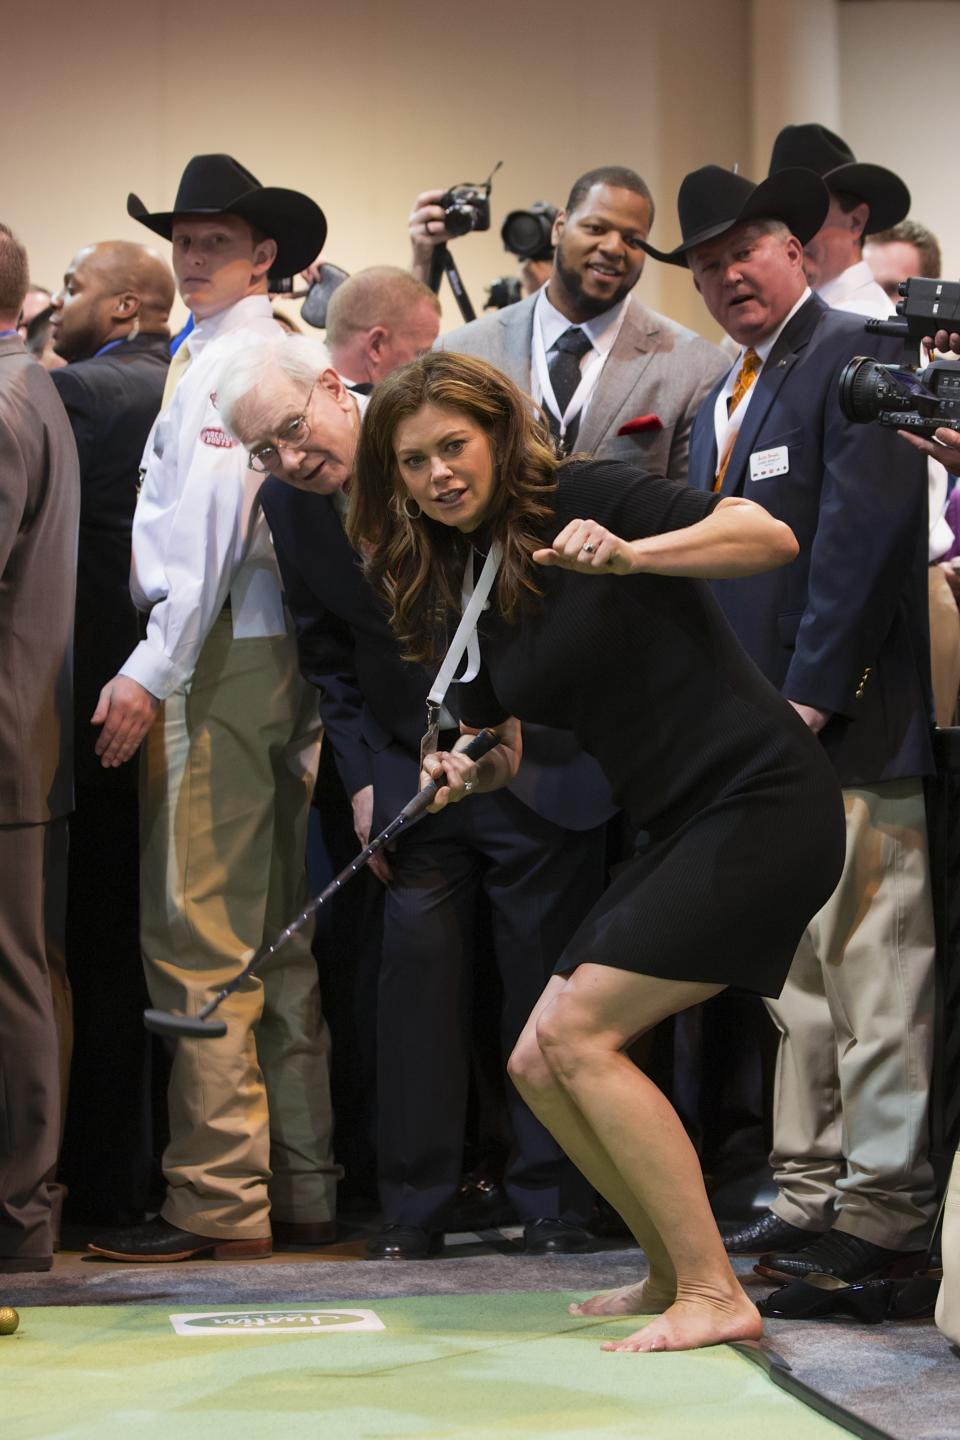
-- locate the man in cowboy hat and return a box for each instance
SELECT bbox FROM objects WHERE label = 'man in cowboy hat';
[641,165,938,1296]
[88,155,340,1262]
[768,123,910,320]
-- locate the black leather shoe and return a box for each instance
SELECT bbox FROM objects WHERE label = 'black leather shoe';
[756,1228,925,1284]
[87,1215,272,1262]
[272,1219,337,1248]
[758,1273,891,1323]
[721,1211,825,1256]
[522,1219,592,1255]
[758,1269,942,1323]
[0,1254,53,1272]
[366,1225,442,1260]
[452,1174,516,1231]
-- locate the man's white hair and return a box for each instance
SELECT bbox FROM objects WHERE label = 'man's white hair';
[216,333,332,438]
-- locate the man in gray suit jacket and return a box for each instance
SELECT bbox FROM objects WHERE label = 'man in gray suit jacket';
[411,166,727,477]
[0,224,80,1272]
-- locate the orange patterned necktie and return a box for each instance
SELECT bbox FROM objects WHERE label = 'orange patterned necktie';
[714,347,762,492]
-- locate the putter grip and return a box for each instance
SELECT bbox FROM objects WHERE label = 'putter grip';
[399,727,502,821]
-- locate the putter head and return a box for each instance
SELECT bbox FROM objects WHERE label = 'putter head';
[143,1008,228,1040]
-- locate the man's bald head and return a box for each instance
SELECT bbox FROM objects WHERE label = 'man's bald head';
[50,240,175,362]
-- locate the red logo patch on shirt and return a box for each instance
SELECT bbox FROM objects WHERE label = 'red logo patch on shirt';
[200,427,236,449]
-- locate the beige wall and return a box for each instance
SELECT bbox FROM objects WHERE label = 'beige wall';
[0,0,952,349]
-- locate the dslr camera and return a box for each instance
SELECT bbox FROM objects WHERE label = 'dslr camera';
[838,278,960,437]
[440,181,493,237]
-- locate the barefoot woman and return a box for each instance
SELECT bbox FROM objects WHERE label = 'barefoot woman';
[349,352,845,1353]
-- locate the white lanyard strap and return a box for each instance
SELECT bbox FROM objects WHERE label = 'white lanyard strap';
[532,321,605,440]
[427,541,503,707]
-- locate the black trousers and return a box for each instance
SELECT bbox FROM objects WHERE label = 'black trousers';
[58,787,154,1220]
[374,768,606,1230]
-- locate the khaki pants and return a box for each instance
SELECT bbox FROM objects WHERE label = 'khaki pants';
[768,779,937,1250]
[929,566,960,728]
[936,1150,960,1345]
[141,614,338,1239]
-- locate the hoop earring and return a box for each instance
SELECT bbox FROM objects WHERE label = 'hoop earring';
[402,497,422,520]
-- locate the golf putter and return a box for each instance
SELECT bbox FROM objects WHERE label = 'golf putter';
[143,728,501,1040]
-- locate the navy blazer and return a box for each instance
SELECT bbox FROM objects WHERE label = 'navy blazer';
[259,479,615,831]
[687,294,933,787]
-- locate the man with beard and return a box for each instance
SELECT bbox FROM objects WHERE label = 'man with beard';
[409,166,726,477]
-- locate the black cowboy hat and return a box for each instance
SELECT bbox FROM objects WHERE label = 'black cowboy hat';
[768,125,910,234]
[639,165,829,268]
[127,153,327,278]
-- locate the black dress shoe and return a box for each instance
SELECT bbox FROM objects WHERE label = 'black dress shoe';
[87,1215,272,1262]
[522,1219,592,1255]
[721,1210,824,1256]
[758,1273,891,1323]
[272,1219,337,1248]
[0,1255,53,1273]
[758,1269,942,1323]
[366,1225,442,1260]
[756,1228,925,1284]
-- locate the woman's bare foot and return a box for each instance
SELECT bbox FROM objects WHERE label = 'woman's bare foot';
[600,1289,762,1352]
[568,1276,676,1318]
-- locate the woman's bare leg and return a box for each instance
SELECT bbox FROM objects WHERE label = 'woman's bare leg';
[510,978,678,1312]
[535,963,761,1353]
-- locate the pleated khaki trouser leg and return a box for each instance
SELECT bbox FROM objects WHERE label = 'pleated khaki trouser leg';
[768,779,938,1250]
[936,1149,960,1345]
[0,823,61,1260]
[928,565,960,728]
[141,613,337,1239]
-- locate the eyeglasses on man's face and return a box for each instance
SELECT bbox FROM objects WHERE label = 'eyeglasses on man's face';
[247,409,313,473]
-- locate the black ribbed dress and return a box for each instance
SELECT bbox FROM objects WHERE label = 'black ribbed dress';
[457,460,846,998]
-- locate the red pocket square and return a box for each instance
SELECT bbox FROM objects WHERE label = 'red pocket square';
[617,414,662,436]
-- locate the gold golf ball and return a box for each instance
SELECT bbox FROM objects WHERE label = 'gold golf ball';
[0,1307,19,1335]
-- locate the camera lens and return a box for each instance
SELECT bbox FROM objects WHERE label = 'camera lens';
[501,205,557,260]
[444,205,476,238]
[838,357,912,423]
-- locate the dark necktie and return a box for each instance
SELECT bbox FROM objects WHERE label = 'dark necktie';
[546,326,593,449]
[349,381,374,395]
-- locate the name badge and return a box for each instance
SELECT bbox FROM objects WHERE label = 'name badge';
[749,445,789,482]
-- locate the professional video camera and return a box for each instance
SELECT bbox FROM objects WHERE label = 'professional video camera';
[501,202,557,261]
[838,278,960,437]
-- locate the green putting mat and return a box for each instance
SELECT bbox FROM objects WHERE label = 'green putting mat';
[1,1292,863,1439]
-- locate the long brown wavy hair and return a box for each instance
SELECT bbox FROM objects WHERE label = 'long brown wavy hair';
[347,351,559,663]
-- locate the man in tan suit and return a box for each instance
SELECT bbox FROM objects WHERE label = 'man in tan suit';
[411,165,728,478]
[0,223,80,1272]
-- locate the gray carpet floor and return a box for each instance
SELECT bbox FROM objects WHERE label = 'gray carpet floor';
[4,1231,957,1440]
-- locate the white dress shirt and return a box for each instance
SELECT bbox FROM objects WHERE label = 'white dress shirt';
[713,289,812,460]
[121,295,286,700]
[531,286,629,432]
[818,260,891,322]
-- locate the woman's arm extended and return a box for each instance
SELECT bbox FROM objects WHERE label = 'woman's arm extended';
[421,718,522,812]
[533,496,798,580]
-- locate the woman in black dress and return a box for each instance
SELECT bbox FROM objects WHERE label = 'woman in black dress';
[349,352,845,1353]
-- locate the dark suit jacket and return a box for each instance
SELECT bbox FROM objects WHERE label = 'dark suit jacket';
[0,336,80,821]
[438,291,727,479]
[51,335,170,790]
[687,294,933,787]
[259,480,614,831]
